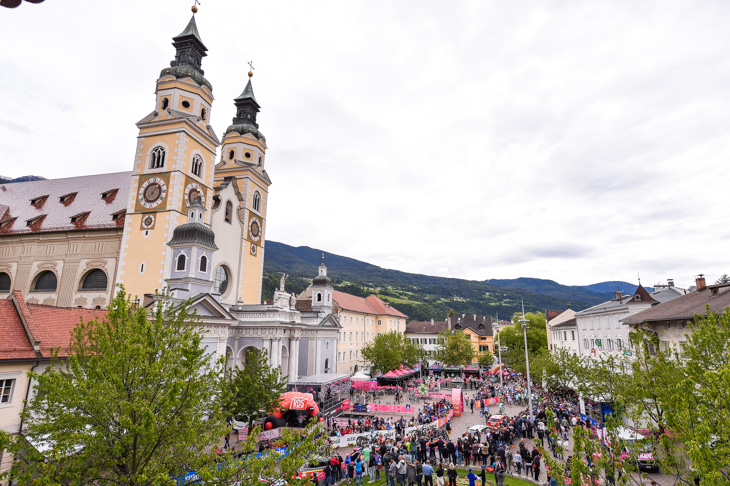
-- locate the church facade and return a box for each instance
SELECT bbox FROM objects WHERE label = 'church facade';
[0,14,340,380]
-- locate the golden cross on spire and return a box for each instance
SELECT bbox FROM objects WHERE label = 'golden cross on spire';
[248,61,255,78]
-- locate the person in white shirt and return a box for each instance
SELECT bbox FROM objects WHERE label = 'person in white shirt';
[513,451,523,477]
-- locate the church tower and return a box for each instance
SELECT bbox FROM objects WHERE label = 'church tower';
[116,13,220,300]
[311,256,333,314]
[211,69,271,304]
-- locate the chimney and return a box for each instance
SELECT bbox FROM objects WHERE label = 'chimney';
[667,278,674,287]
[473,314,477,321]
[696,274,706,291]
[615,291,623,303]
[430,319,434,326]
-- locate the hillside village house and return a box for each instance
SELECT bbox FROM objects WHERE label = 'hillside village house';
[622,276,730,354]
[405,319,448,362]
[575,281,686,362]
[446,314,495,363]
[547,308,578,355]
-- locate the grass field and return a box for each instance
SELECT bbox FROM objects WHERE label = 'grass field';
[352,468,537,486]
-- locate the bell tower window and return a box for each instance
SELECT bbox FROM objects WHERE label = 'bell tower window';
[228,150,235,160]
[199,255,208,273]
[176,254,187,271]
[161,98,169,110]
[191,155,203,177]
[150,146,166,169]
[200,107,207,120]
[253,191,261,212]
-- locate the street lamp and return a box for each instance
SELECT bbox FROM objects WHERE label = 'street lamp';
[520,298,534,421]
[494,321,503,394]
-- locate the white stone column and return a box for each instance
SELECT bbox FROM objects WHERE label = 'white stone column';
[271,337,281,369]
[292,338,300,380]
[288,338,296,380]
[315,336,321,375]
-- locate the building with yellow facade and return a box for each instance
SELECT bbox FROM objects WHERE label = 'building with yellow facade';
[446,314,496,363]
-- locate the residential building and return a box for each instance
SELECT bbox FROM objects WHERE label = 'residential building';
[548,308,579,355]
[405,319,448,361]
[622,276,730,354]
[0,291,108,480]
[446,314,495,363]
[575,281,686,361]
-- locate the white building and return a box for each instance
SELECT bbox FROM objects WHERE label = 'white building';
[575,281,686,362]
[548,309,579,355]
[405,319,448,362]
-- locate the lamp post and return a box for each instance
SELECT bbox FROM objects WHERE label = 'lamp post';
[520,298,534,421]
[494,322,503,394]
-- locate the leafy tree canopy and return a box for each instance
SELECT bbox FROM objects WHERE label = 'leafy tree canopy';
[436,330,475,366]
[361,331,423,374]
[222,348,288,430]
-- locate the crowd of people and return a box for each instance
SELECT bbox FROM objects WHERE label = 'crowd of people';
[326,399,453,437]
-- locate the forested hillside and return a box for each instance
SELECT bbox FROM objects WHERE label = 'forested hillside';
[262,241,620,321]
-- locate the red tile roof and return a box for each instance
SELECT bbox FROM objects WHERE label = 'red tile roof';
[365,295,408,318]
[0,291,107,361]
[0,172,130,235]
[330,291,407,318]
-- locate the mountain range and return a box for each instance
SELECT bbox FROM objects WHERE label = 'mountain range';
[262,241,641,321]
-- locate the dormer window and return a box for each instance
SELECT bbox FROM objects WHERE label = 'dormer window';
[30,195,48,208]
[101,189,119,202]
[59,192,77,205]
[150,146,165,169]
[111,210,125,221]
[26,215,46,227]
[70,212,89,224]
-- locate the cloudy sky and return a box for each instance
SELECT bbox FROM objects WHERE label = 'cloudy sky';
[1,1,729,287]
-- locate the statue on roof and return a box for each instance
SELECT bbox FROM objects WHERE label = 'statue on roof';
[280,273,288,292]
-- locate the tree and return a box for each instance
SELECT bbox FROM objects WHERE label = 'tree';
[361,331,422,374]
[0,289,229,486]
[222,348,288,431]
[477,351,495,369]
[715,273,730,284]
[499,312,547,372]
[436,330,474,365]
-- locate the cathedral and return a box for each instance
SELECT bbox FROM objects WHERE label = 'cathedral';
[0,14,341,380]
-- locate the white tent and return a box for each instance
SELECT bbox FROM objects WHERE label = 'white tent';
[351,371,371,381]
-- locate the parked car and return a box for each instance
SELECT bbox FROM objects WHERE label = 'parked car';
[486,415,508,429]
[613,426,660,472]
[467,424,488,435]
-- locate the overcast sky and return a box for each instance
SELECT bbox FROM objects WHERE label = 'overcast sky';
[1,1,729,288]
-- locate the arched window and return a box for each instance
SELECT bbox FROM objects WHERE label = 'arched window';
[199,255,208,273]
[81,269,107,291]
[324,358,330,373]
[191,155,203,177]
[317,292,322,302]
[0,272,11,292]
[33,271,57,291]
[150,146,165,169]
[200,107,207,120]
[214,266,229,295]
[228,149,235,160]
[176,254,187,271]
[161,98,169,110]
[252,191,261,212]
[224,201,232,224]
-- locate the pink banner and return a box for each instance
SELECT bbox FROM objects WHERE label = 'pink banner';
[366,403,415,414]
[352,381,377,390]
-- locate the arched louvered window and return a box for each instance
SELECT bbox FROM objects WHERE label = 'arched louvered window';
[252,191,261,212]
[150,146,165,169]
[176,254,187,271]
[33,271,57,291]
[81,269,108,291]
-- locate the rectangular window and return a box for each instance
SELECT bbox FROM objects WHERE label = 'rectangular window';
[377,320,382,326]
[564,331,567,341]
[596,318,601,330]
[584,339,588,349]
[582,319,587,331]
[0,379,15,404]
[571,331,575,341]
[590,319,594,330]
[615,316,621,329]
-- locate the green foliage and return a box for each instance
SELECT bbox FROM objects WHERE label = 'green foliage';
[477,351,495,369]
[263,241,600,318]
[499,312,547,372]
[715,273,730,284]
[261,272,311,302]
[436,330,475,366]
[361,331,423,374]
[0,288,228,486]
[221,348,288,431]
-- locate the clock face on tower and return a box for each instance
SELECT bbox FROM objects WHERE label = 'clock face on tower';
[248,215,261,242]
[185,182,203,206]
[141,214,155,229]
[138,177,167,209]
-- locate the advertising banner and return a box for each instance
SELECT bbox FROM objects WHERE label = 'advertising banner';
[366,403,414,414]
